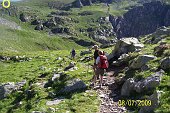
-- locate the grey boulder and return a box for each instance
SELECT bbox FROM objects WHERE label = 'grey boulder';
[58,79,86,94]
[160,57,170,70]
[121,78,136,96]
[107,37,144,61]
[121,70,164,96]
[130,55,156,69]
[139,91,161,113]
[0,80,26,100]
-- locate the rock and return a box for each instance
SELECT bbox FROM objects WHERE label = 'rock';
[58,79,86,94]
[164,9,170,26]
[112,54,130,66]
[75,0,83,8]
[0,82,15,100]
[43,18,56,28]
[0,80,26,100]
[56,57,62,60]
[51,27,70,34]
[121,70,164,96]
[31,19,42,25]
[119,53,129,59]
[69,67,78,71]
[35,24,43,30]
[47,107,56,113]
[52,74,61,81]
[107,37,144,61]
[139,91,161,113]
[80,56,91,62]
[121,78,136,97]
[141,65,150,71]
[109,1,170,38]
[32,111,42,113]
[54,16,71,24]
[93,35,110,44]
[130,55,156,69]
[0,17,21,30]
[15,80,27,89]
[19,13,35,22]
[64,62,75,71]
[46,97,64,106]
[154,44,170,57]
[160,57,170,70]
[80,50,92,56]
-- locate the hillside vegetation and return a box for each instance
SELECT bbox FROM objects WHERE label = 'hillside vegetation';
[0,0,170,113]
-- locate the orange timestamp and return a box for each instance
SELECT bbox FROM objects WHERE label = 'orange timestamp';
[118,99,152,107]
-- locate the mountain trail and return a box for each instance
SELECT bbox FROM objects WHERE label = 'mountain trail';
[94,66,127,113]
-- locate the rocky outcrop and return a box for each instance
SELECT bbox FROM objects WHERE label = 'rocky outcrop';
[130,55,156,69]
[0,80,26,100]
[107,37,144,61]
[20,13,36,22]
[121,70,164,96]
[88,16,115,44]
[109,1,170,38]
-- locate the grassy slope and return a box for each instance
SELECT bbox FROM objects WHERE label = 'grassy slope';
[0,50,99,113]
[0,0,169,113]
[0,24,84,52]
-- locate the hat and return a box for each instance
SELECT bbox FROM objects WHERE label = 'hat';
[92,45,99,49]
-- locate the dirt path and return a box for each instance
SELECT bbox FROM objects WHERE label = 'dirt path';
[94,66,127,113]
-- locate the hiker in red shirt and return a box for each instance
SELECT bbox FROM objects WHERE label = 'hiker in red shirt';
[96,50,109,88]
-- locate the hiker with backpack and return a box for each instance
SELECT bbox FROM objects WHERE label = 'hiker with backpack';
[96,50,109,88]
[71,48,76,59]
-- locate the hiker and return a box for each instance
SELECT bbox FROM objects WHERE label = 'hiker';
[96,50,109,88]
[93,45,99,67]
[92,45,100,81]
[71,48,76,59]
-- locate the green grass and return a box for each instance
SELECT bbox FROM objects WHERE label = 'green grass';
[0,24,84,52]
[0,49,100,113]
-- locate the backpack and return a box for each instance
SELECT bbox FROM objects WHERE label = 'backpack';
[98,55,109,69]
